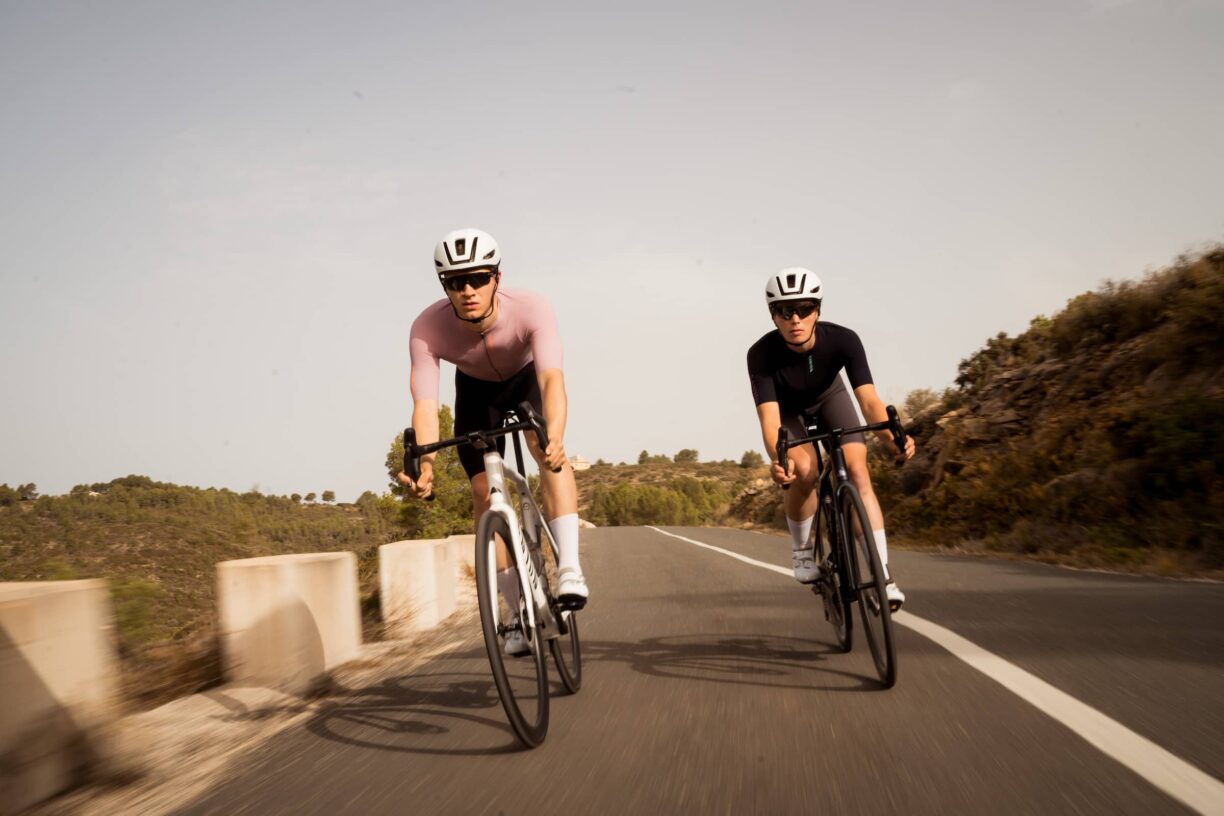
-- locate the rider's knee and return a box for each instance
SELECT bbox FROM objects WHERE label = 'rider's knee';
[790,457,815,482]
[847,462,873,493]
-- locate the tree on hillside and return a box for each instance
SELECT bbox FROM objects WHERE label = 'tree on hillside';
[322,490,335,503]
[291,493,302,504]
[638,450,650,465]
[740,450,765,468]
[903,388,940,419]
[0,484,18,507]
[305,492,317,503]
[674,449,699,463]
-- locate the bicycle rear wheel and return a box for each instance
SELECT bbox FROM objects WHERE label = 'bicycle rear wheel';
[840,485,897,687]
[475,512,549,747]
[815,494,852,652]
[535,522,583,694]
[549,608,582,693]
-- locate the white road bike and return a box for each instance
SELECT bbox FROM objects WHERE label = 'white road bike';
[403,402,582,747]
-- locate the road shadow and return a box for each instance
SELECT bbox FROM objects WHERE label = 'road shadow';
[304,664,570,756]
[304,628,883,757]
[576,633,881,692]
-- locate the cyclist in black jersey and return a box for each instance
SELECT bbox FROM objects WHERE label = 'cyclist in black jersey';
[747,268,916,609]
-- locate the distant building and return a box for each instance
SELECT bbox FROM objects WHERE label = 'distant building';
[570,455,591,471]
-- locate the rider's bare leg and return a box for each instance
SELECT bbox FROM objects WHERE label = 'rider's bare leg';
[843,443,897,593]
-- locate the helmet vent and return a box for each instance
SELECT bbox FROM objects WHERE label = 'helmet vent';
[483,249,496,260]
[455,238,467,256]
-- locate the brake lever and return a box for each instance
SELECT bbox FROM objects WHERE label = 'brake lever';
[403,428,435,501]
[776,426,791,490]
[518,401,562,473]
[886,405,907,468]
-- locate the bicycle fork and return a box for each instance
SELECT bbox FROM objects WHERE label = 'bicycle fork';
[483,453,550,636]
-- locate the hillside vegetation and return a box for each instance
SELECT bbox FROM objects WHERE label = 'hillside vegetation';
[0,476,403,707]
[576,459,762,527]
[734,247,1224,575]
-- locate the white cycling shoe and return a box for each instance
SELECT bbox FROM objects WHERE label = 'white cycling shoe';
[504,618,530,658]
[557,568,589,610]
[886,581,906,612]
[792,548,821,584]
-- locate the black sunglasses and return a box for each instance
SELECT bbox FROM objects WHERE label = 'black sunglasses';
[442,270,497,292]
[769,301,820,320]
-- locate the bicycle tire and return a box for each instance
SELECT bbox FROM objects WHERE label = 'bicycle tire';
[840,484,897,687]
[816,491,852,653]
[475,511,550,747]
[549,608,582,693]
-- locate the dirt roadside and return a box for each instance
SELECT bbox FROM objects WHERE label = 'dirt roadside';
[32,591,478,816]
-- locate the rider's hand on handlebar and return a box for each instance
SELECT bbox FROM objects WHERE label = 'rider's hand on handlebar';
[543,437,567,473]
[770,458,796,486]
[887,436,917,462]
[398,462,434,499]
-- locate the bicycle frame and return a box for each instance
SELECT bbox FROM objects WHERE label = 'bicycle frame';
[779,407,909,597]
[404,401,567,641]
[481,444,557,639]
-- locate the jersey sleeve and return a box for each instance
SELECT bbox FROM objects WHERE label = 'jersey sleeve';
[842,328,874,389]
[526,294,563,372]
[408,314,441,401]
[747,344,777,405]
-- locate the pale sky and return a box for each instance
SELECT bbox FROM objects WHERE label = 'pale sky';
[2,0,1222,501]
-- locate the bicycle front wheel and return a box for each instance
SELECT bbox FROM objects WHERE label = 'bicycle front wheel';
[816,494,852,653]
[840,485,897,687]
[475,512,549,747]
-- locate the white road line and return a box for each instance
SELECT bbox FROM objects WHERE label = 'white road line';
[646,526,1224,816]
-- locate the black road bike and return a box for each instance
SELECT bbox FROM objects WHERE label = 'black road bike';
[403,402,582,747]
[776,405,908,688]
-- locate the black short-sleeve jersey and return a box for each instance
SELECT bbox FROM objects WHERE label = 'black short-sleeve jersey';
[747,322,874,412]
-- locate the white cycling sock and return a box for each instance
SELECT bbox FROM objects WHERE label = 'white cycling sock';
[548,513,581,574]
[497,567,522,616]
[787,514,815,552]
[874,529,890,578]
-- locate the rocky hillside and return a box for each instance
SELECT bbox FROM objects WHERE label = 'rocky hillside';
[734,247,1224,575]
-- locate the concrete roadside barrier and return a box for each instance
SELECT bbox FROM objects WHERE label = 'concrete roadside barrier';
[0,580,118,814]
[216,553,361,696]
[448,534,476,577]
[380,539,462,638]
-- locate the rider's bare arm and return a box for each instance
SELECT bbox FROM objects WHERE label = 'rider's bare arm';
[395,398,440,497]
[853,384,915,459]
[755,401,796,485]
[536,368,568,469]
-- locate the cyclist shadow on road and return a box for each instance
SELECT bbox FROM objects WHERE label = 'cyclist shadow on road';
[579,633,881,692]
[304,666,552,756]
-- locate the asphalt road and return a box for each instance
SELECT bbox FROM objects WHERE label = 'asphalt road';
[175,527,1224,815]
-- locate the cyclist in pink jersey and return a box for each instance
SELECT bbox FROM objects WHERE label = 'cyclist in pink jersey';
[398,228,587,654]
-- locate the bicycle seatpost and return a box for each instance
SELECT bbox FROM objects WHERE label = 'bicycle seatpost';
[776,426,791,491]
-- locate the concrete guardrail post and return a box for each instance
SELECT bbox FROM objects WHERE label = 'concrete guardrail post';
[216,552,361,695]
[0,580,118,814]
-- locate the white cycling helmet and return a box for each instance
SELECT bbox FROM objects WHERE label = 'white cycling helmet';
[434,228,501,279]
[765,267,822,304]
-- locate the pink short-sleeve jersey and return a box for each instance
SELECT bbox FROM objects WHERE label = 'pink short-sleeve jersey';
[409,288,563,401]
